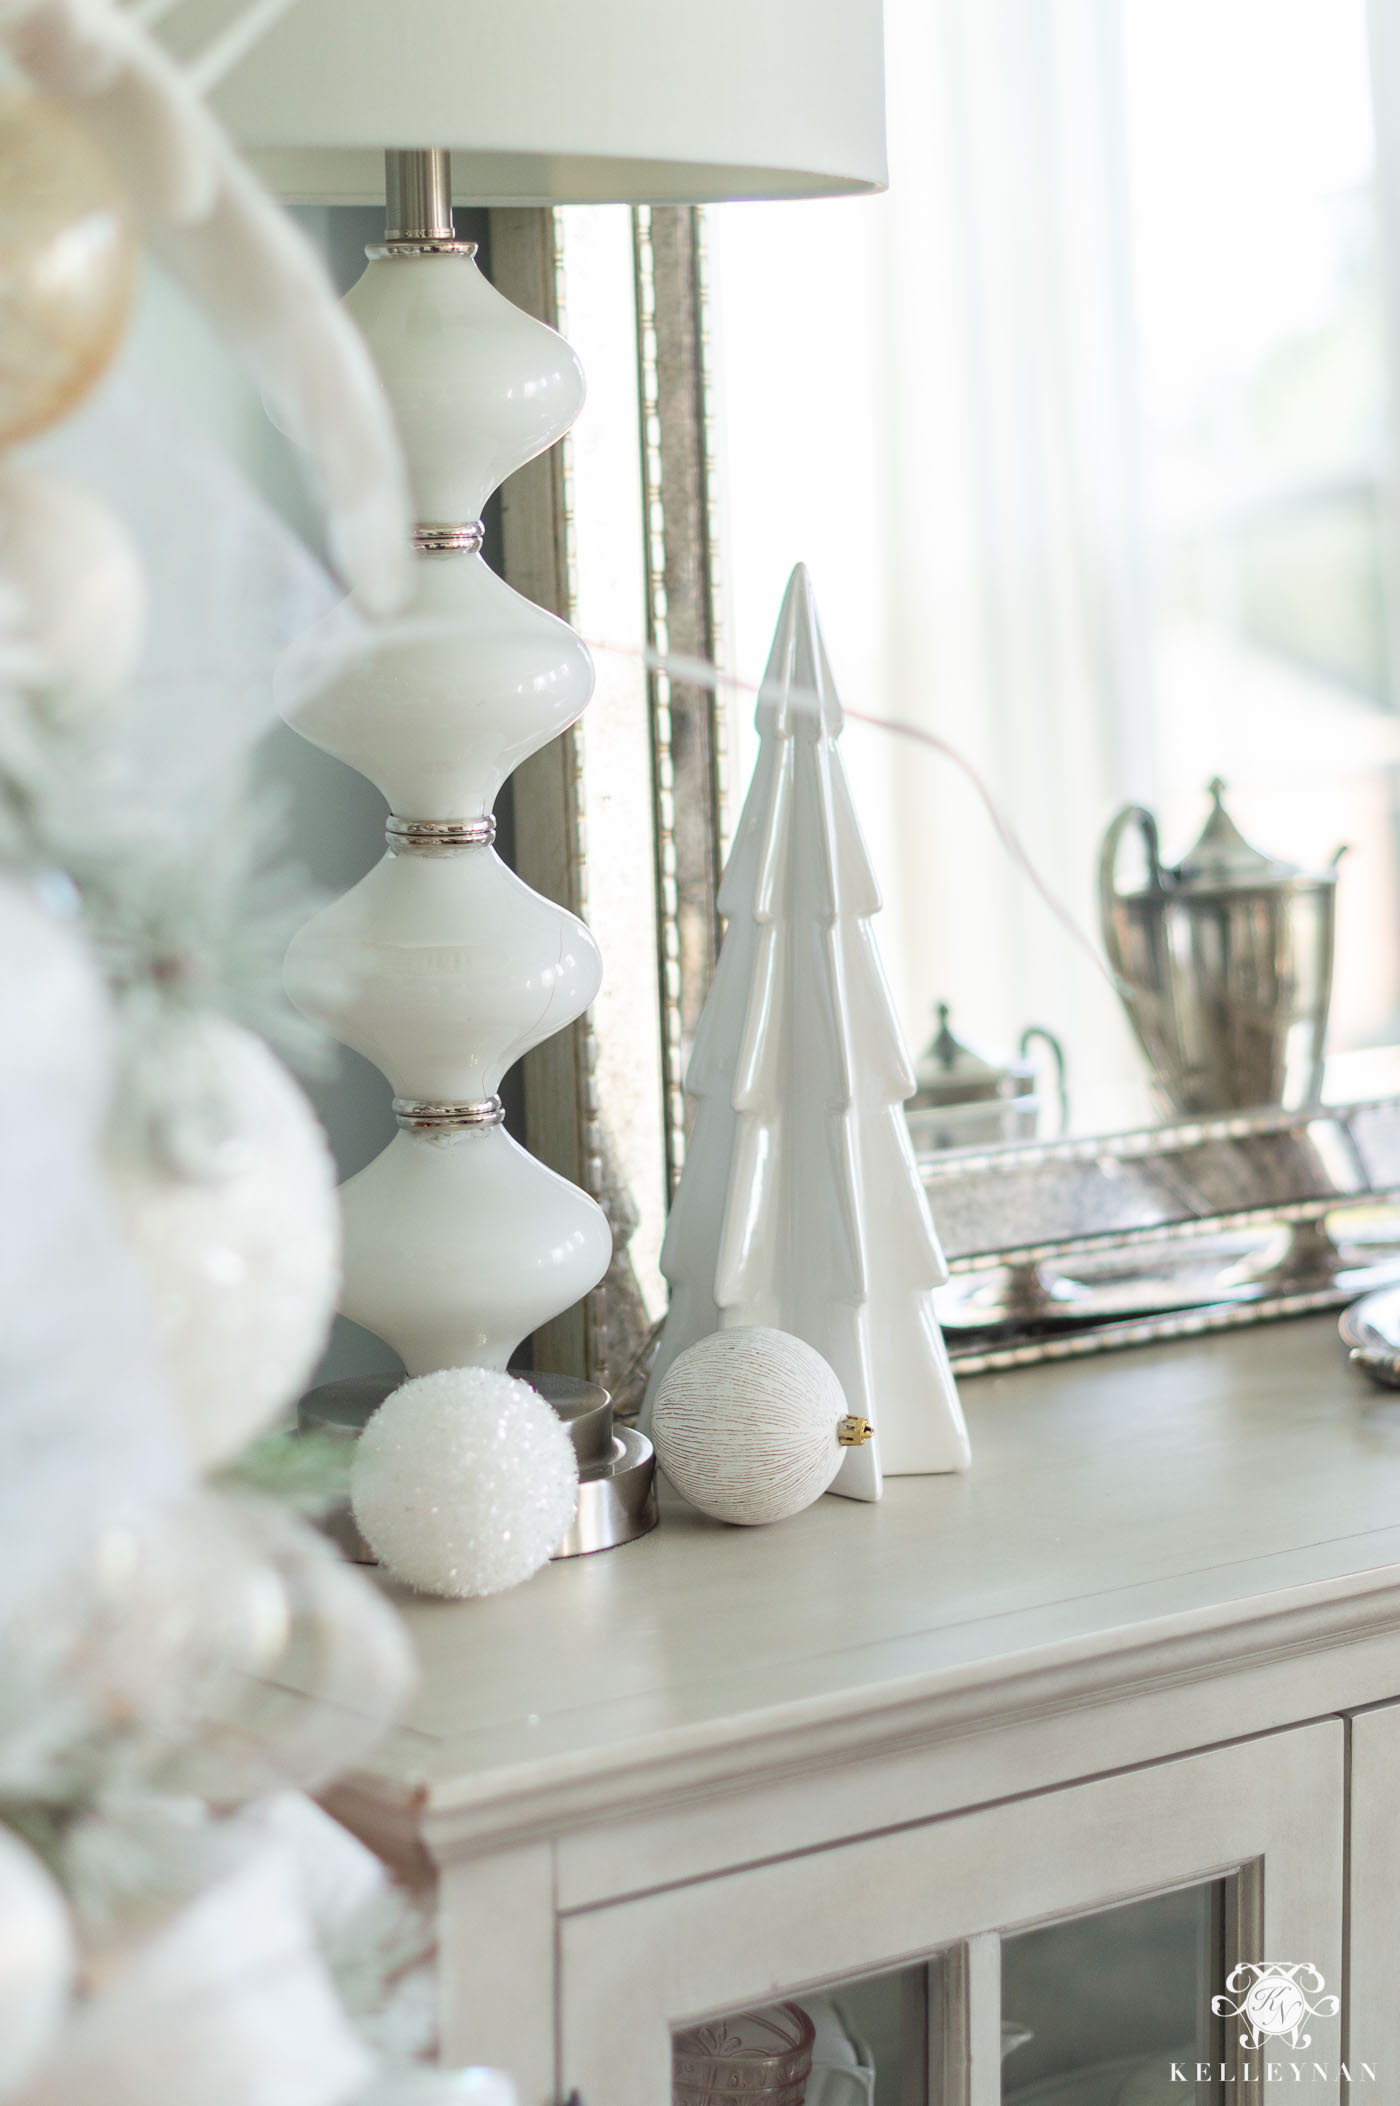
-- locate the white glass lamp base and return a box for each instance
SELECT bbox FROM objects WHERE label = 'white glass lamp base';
[340,1125,614,1375]
[284,216,610,1385]
[286,845,602,1103]
[282,550,593,821]
[342,251,585,522]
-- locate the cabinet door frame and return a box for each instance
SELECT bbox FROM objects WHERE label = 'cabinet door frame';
[559,1724,1343,2106]
[1346,1700,1400,2078]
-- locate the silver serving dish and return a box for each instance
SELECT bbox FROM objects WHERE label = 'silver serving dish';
[1101,779,1345,1116]
[908,1003,1067,1151]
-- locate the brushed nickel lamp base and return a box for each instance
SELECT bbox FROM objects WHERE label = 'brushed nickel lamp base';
[299,1372,658,1562]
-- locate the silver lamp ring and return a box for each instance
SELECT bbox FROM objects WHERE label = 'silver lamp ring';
[386,814,496,853]
[393,1096,505,1133]
[413,520,485,554]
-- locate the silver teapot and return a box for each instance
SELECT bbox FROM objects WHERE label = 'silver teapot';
[1099,779,1345,1116]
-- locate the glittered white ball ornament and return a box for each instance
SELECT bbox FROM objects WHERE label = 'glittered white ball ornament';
[652,1327,851,1525]
[350,1368,580,1598]
[107,1016,341,1468]
[0,1823,76,2093]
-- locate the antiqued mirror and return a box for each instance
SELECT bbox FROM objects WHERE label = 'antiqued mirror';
[689,0,1400,1371]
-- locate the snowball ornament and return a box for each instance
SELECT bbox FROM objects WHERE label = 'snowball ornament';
[0,1822,76,2094]
[350,1368,580,1598]
[107,1015,341,1468]
[652,1327,857,1525]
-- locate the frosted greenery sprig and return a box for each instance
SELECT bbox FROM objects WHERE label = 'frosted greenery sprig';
[4,1797,222,1937]
[216,1430,353,1517]
[0,679,332,1077]
[79,776,335,1076]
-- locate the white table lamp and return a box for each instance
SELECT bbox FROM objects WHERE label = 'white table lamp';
[171,0,887,1436]
[186,0,887,207]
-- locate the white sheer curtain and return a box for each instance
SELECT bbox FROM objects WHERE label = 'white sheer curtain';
[709,0,1153,1113]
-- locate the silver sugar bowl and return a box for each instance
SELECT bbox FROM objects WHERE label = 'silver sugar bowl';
[908,1003,1068,1150]
[1100,778,1346,1116]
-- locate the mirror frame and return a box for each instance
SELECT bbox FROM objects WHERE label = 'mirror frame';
[492,204,726,1398]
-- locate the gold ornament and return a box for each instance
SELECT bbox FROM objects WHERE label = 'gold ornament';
[0,90,135,449]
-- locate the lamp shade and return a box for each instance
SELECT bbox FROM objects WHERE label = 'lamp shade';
[177,0,886,205]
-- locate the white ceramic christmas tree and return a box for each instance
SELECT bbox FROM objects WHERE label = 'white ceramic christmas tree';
[641,566,971,1500]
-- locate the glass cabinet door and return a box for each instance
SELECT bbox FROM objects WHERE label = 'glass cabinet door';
[999,1883,1226,2106]
[666,1957,953,2106]
[561,1726,1341,2106]
[663,1881,1231,2106]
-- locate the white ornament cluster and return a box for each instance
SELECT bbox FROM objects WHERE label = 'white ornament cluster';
[351,1367,580,1597]
[0,6,523,2098]
[651,1327,850,1526]
[0,1825,75,2095]
[108,1015,342,1469]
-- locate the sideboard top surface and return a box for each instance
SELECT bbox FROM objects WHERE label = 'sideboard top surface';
[354,1314,1400,1823]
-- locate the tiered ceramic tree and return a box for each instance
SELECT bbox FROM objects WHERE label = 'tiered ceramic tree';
[642,566,970,1500]
[283,233,612,1371]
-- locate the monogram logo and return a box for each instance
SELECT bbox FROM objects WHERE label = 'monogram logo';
[1211,1963,1340,2052]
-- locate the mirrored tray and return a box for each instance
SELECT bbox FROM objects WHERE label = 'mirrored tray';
[923,1093,1400,1374]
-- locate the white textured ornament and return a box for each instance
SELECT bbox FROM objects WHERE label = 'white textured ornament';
[652,1327,849,1526]
[0,1824,75,2097]
[351,1368,579,1598]
[107,1018,341,1468]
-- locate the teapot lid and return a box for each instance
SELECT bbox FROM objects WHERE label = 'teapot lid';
[1174,779,1305,888]
[915,1003,1033,1104]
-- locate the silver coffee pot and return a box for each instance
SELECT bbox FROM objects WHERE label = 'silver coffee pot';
[1100,779,1345,1115]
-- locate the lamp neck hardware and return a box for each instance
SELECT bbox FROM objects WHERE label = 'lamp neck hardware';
[414,521,486,555]
[366,239,479,260]
[387,815,497,855]
[383,145,455,243]
[393,1096,506,1133]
